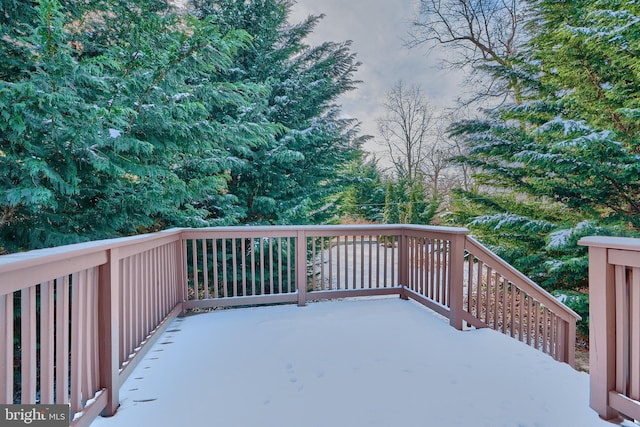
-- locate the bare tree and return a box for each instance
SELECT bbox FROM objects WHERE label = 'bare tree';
[377,81,438,184]
[408,0,528,105]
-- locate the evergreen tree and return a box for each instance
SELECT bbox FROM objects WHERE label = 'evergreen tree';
[0,0,365,252]
[449,0,640,290]
[335,153,386,223]
[0,0,266,251]
[193,0,363,225]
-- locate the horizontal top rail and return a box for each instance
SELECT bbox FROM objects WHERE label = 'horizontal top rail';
[578,236,640,251]
[0,229,183,295]
[181,224,470,241]
[465,236,581,322]
[0,229,183,271]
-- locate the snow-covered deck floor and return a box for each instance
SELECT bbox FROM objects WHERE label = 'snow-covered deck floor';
[91,297,612,427]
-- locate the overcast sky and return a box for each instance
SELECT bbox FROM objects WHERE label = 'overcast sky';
[289,0,465,158]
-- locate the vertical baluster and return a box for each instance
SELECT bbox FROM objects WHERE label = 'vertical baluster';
[542,306,549,354]
[242,238,247,297]
[341,236,346,289]
[518,290,524,342]
[21,286,36,403]
[435,240,442,304]
[383,236,388,287]
[83,269,94,402]
[57,276,70,404]
[278,238,283,294]
[311,237,317,291]
[213,239,219,298]
[376,236,381,288]
[251,238,256,296]
[421,238,427,295]
[443,240,450,306]
[336,236,341,289]
[70,271,85,413]
[151,248,158,325]
[492,272,500,330]
[484,268,492,325]
[465,254,472,315]
[232,238,238,297]
[222,239,228,298]
[259,238,265,295]
[122,259,129,365]
[352,235,357,289]
[40,281,55,403]
[428,239,434,299]
[269,238,274,294]
[203,240,209,299]
[413,237,418,292]
[143,251,150,337]
[360,235,365,289]
[287,237,292,293]
[191,240,198,300]
[527,295,533,346]
[368,235,373,289]
[321,237,326,291]
[616,265,629,395]
[551,313,558,360]
[391,236,397,285]
[92,268,100,391]
[511,283,517,338]
[133,253,141,348]
[0,292,13,403]
[631,267,640,400]
[157,245,163,312]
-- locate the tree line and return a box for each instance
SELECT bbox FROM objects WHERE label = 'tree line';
[3,0,639,330]
[0,0,363,253]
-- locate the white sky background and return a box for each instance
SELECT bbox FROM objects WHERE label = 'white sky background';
[289,0,466,161]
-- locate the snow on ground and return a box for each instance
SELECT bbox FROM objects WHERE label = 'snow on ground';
[91,297,612,427]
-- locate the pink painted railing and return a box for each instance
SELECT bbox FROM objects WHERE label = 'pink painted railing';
[0,230,184,427]
[580,236,640,422]
[463,237,578,365]
[0,225,580,426]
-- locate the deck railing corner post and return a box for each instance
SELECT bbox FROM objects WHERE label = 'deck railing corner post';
[399,227,409,287]
[448,233,467,331]
[98,247,121,417]
[585,243,619,420]
[296,230,307,307]
[177,233,188,305]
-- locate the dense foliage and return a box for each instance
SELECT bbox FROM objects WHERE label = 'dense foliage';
[0,0,362,253]
[449,0,640,290]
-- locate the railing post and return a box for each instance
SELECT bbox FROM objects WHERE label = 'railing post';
[0,293,12,403]
[177,235,187,306]
[398,229,409,299]
[296,230,307,306]
[98,248,120,417]
[449,233,467,330]
[586,244,619,421]
[564,319,576,367]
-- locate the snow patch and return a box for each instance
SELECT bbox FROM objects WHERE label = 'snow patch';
[108,129,121,139]
[547,221,592,249]
[90,298,611,427]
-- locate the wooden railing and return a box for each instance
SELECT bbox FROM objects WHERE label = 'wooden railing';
[0,230,184,427]
[0,225,580,426]
[580,236,640,422]
[463,237,578,364]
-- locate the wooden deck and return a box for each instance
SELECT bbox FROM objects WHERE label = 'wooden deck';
[5,225,640,425]
[91,298,608,427]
